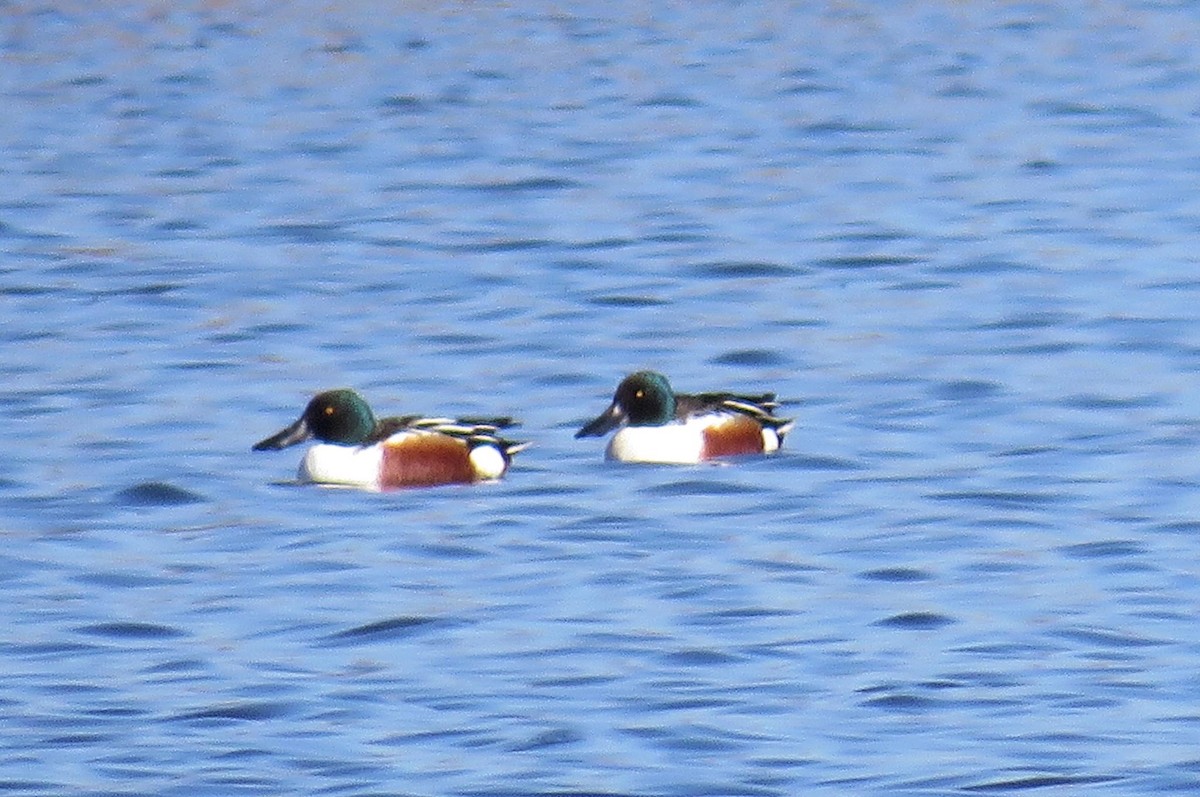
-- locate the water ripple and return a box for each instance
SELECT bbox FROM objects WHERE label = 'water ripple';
[172,701,295,722]
[659,648,743,666]
[1049,626,1165,649]
[688,261,805,278]
[1059,540,1146,559]
[875,612,955,630]
[585,293,671,308]
[931,379,1003,401]
[859,567,933,583]
[642,479,761,498]
[709,349,790,367]
[505,726,584,752]
[812,255,922,269]
[928,490,1063,509]
[321,616,446,647]
[963,774,1124,791]
[114,482,204,506]
[76,622,186,640]
[861,692,941,712]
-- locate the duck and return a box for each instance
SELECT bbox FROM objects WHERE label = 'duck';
[575,371,793,464]
[253,388,527,489]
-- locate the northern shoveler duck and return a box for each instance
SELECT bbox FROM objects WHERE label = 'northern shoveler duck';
[253,389,527,489]
[575,371,793,464]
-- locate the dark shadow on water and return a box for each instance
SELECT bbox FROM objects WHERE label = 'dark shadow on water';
[114,482,204,507]
[320,615,447,647]
[709,349,791,367]
[859,567,933,582]
[76,621,187,639]
[171,701,295,723]
[962,774,1124,792]
[875,612,955,630]
[688,260,807,278]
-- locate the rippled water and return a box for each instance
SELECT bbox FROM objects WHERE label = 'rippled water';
[5,2,1200,795]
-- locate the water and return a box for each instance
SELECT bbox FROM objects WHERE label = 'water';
[4,2,1200,794]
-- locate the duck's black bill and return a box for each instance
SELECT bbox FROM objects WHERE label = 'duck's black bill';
[252,418,312,451]
[575,404,624,438]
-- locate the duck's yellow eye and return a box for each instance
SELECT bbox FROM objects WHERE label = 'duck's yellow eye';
[325,406,335,416]
[635,390,645,399]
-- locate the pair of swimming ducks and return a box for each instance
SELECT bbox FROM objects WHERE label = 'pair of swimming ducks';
[253,371,795,490]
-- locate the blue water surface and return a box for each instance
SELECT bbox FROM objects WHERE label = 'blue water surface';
[4,2,1200,795]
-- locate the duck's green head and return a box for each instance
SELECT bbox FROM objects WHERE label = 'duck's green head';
[575,370,675,437]
[253,388,378,450]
